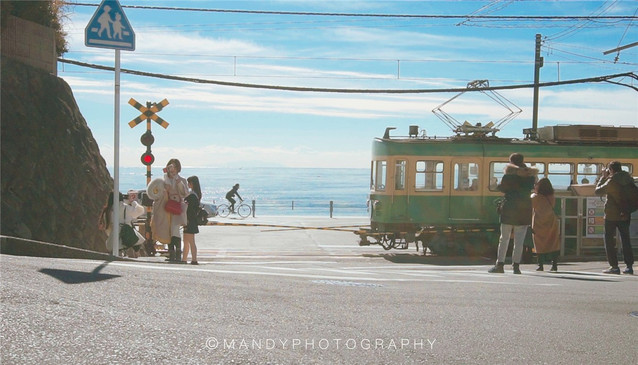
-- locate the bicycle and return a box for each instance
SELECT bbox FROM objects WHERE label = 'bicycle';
[217,200,251,218]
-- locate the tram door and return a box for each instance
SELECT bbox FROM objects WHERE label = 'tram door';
[449,160,482,221]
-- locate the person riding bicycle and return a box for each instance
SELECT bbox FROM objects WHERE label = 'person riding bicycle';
[225,183,242,213]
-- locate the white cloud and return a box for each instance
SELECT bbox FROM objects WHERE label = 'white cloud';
[109,143,369,168]
[60,2,637,171]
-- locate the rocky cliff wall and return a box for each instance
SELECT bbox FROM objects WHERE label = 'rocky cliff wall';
[1,57,112,252]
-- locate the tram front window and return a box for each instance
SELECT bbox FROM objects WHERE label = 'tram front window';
[371,160,387,191]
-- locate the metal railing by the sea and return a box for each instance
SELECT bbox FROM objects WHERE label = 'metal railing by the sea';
[241,200,369,218]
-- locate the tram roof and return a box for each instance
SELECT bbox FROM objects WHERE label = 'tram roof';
[372,125,638,159]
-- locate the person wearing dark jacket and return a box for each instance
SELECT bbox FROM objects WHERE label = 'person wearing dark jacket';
[489,153,538,274]
[182,176,202,265]
[226,183,242,213]
[595,161,634,275]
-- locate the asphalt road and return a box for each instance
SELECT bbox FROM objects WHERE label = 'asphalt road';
[1,216,637,364]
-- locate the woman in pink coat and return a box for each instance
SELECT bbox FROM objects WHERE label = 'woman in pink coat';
[531,178,560,272]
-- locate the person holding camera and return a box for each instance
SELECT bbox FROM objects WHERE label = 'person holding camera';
[595,161,634,275]
[98,190,145,256]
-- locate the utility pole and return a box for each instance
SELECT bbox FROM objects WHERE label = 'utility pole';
[531,33,543,136]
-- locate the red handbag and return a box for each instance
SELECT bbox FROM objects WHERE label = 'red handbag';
[164,199,182,215]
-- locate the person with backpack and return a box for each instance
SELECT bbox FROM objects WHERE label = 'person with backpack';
[595,161,635,275]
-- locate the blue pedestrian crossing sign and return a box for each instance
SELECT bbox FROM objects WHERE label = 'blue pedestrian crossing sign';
[85,0,135,51]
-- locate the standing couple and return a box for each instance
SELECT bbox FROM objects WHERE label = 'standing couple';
[489,153,559,274]
[147,158,202,264]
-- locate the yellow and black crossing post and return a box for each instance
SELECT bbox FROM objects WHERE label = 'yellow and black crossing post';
[128,97,169,184]
[128,97,170,254]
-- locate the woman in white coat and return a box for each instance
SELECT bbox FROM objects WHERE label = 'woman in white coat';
[149,158,188,262]
[98,190,146,256]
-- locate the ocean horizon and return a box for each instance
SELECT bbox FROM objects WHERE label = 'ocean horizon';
[112,166,371,217]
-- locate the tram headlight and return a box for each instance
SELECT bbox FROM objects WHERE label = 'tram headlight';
[373,200,381,215]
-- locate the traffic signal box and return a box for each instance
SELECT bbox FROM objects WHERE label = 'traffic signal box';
[140,130,154,166]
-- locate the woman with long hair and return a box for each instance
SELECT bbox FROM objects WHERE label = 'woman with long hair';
[150,158,188,262]
[531,178,560,272]
[182,175,202,264]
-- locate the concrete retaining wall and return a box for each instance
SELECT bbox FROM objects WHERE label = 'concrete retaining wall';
[1,15,57,75]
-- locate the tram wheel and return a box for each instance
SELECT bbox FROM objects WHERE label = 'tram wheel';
[381,235,395,250]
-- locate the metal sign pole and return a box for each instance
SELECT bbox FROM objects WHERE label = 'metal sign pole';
[84,0,134,257]
[112,49,121,256]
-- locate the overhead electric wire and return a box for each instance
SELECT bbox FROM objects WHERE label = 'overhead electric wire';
[544,0,620,41]
[58,58,638,93]
[64,2,638,21]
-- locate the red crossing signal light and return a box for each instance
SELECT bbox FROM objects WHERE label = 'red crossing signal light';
[141,151,154,166]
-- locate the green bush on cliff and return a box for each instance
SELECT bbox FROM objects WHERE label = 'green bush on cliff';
[1,0,68,56]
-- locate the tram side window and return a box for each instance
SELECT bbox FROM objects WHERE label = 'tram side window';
[371,160,387,191]
[620,163,633,174]
[454,162,479,191]
[489,162,508,191]
[490,162,545,191]
[528,162,545,177]
[395,160,406,190]
[547,163,574,191]
[415,160,443,191]
[577,163,604,184]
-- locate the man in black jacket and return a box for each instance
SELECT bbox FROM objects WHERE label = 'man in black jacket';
[595,161,635,275]
[489,153,538,274]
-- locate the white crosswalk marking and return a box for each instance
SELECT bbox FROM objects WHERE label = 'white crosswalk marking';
[107,258,611,287]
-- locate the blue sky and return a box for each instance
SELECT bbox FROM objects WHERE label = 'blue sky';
[58,0,637,169]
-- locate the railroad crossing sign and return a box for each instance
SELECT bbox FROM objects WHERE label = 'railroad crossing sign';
[85,0,135,51]
[128,98,170,128]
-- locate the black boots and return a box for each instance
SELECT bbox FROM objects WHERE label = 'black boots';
[173,236,182,263]
[166,245,175,262]
[513,263,521,274]
[537,259,557,272]
[488,262,523,274]
[488,262,504,273]
[165,236,182,263]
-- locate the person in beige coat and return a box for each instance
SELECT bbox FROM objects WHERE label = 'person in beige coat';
[150,158,188,262]
[531,178,560,272]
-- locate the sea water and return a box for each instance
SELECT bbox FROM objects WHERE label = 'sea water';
[116,167,370,217]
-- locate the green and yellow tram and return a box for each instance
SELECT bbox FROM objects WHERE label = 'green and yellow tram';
[357,124,638,255]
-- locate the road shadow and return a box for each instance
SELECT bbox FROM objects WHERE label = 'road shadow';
[369,253,493,266]
[39,261,120,284]
[536,272,621,282]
